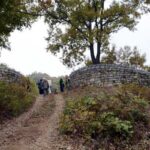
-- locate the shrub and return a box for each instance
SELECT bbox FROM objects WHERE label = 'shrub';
[60,84,150,149]
[100,112,133,138]
[60,96,133,140]
[114,85,149,125]
[118,83,150,103]
[0,77,38,121]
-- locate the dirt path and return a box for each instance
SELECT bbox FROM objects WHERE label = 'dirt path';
[0,94,65,150]
[0,94,86,150]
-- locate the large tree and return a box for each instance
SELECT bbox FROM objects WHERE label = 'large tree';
[43,0,150,67]
[0,0,40,50]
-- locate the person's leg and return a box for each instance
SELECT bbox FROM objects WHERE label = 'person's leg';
[43,89,46,96]
[62,86,64,92]
[46,88,48,95]
[60,85,62,92]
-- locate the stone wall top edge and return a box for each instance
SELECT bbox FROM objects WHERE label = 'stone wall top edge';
[70,64,150,76]
[0,67,22,74]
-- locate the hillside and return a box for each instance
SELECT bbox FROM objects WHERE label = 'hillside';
[0,82,149,150]
[0,65,38,122]
[60,84,150,150]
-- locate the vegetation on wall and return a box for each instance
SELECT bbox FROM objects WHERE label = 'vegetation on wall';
[101,45,146,68]
[85,45,150,71]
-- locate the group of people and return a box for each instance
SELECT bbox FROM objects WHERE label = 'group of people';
[59,76,71,92]
[37,78,51,96]
[37,76,71,95]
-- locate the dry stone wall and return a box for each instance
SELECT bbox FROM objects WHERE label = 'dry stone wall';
[0,66,23,83]
[70,64,150,87]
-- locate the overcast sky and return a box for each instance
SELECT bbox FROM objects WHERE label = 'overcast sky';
[0,14,150,77]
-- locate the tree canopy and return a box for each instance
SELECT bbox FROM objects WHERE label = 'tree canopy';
[44,0,150,67]
[129,47,146,68]
[101,45,117,64]
[0,0,40,50]
[101,45,146,69]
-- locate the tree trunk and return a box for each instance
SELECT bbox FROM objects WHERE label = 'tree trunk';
[90,43,96,64]
[96,42,101,64]
[90,43,100,64]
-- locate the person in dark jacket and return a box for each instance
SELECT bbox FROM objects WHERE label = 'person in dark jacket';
[59,78,64,92]
[37,79,44,94]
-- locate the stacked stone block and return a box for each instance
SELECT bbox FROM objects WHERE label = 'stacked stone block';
[70,64,150,88]
[0,66,23,83]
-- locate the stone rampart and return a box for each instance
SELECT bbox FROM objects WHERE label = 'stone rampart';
[70,64,150,87]
[0,66,23,83]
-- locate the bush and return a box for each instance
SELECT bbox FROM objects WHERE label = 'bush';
[60,97,133,140]
[118,83,150,103]
[60,84,150,149]
[100,112,133,138]
[0,77,38,121]
[115,85,149,125]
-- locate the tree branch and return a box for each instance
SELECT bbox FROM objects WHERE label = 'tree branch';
[15,10,41,17]
[45,9,89,41]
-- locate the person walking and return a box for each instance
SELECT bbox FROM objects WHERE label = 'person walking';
[37,79,44,94]
[47,79,52,94]
[43,79,49,96]
[65,76,71,91]
[59,78,64,92]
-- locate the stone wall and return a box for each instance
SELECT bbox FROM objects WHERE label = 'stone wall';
[70,64,150,87]
[0,66,23,83]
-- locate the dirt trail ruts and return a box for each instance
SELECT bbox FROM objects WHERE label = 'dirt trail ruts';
[0,94,64,150]
[0,94,86,150]
[0,96,45,145]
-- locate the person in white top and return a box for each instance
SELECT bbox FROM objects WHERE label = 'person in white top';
[47,79,52,94]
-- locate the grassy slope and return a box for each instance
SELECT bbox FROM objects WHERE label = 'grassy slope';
[0,77,38,122]
[60,84,150,150]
